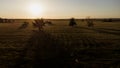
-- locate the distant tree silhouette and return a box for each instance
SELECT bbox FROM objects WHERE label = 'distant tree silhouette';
[33,18,45,31]
[18,22,29,29]
[45,21,53,25]
[69,18,77,26]
[0,18,14,23]
[103,18,113,22]
[86,16,94,27]
[0,18,2,23]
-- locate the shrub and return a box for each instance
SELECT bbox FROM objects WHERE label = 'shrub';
[86,16,94,27]
[69,18,77,26]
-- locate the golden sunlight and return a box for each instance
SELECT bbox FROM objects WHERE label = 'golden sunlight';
[28,3,43,18]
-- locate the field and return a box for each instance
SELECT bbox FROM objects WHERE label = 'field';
[0,19,120,68]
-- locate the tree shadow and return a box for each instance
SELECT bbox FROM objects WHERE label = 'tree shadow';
[18,22,29,30]
[14,30,73,68]
[75,26,120,36]
[12,29,120,68]
[97,28,120,32]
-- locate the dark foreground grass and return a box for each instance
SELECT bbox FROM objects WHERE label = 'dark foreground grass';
[12,30,72,68]
[0,21,120,68]
[11,30,120,68]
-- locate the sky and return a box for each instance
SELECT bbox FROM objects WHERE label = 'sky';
[0,0,120,19]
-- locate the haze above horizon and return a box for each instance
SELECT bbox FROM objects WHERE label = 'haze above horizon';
[0,0,120,19]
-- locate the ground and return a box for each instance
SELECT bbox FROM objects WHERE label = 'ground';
[0,20,120,68]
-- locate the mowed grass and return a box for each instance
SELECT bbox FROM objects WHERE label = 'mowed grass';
[44,20,120,49]
[0,20,120,68]
[0,21,34,67]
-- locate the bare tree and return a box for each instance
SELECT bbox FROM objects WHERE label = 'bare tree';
[33,18,45,31]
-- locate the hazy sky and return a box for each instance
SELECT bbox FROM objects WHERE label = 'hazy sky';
[0,0,120,19]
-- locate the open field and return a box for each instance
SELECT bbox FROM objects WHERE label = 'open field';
[0,19,120,68]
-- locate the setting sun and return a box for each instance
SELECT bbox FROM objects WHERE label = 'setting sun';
[28,3,43,18]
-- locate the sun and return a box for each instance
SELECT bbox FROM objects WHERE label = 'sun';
[28,3,43,17]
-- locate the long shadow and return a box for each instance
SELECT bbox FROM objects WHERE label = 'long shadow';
[98,28,120,32]
[12,29,120,68]
[18,23,29,30]
[13,30,74,68]
[76,26,120,36]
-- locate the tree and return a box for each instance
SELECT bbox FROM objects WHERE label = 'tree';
[69,18,77,26]
[86,16,94,27]
[33,18,45,31]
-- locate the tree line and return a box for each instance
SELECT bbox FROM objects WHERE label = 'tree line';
[0,18,15,23]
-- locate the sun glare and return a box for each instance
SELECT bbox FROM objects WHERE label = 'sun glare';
[28,3,43,18]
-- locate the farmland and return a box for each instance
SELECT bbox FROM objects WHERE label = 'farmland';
[0,19,120,68]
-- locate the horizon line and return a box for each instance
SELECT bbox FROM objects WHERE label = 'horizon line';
[0,17,120,19]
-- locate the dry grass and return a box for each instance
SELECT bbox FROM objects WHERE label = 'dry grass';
[0,20,120,68]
